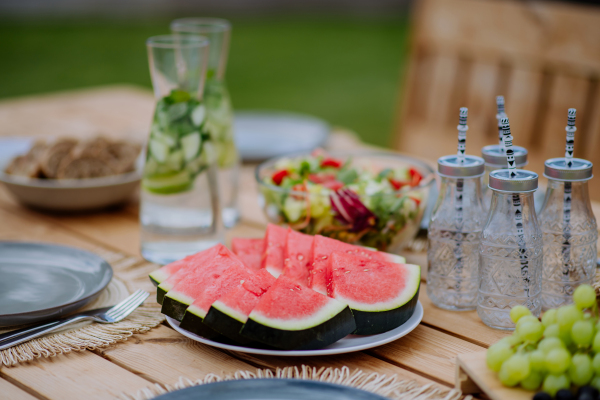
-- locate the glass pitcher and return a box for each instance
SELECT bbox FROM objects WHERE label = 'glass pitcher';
[171,18,240,228]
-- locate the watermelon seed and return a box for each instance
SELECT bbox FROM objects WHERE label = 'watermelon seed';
[364,269,369,272]
[240,280,245,284]
[345,271,351,274]
[322,256,328,260]
[297,254,304,261]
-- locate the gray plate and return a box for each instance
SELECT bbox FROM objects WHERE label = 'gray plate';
[234,111,330,161]
[154,379,388,400]
[0,242,113,327]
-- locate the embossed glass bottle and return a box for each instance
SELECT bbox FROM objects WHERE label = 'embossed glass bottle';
[477,169,543,329]
[427,155,486,310]
[481,145,528,210]
[539,158,596,309]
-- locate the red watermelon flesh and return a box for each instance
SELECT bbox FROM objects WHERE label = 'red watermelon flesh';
[240,275,356,350]
[161,245,251,321]
[329,251,420,335]
[231,238,263,270]
[281,229,313,286]
[203,269,276,343]
[155,244,224,304]
[261,224,288,277]
[309,235,406,296]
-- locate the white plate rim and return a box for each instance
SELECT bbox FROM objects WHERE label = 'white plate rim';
[167,300,423,356]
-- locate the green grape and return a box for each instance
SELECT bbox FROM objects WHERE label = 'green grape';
[542,309,558,327]
[521,371,544,391]
[542,374,571,397]
[593,352,600,375]
[593,332,600,352]
[528,350,547,372]
[499,354,530,386]
[570,353,593,386]
[572,319,594,346]
[517,320,544,343]
[497,335,522,347]
[486,342,514,372]
[557,305,584,332]
[591,375,600,390]
[538,337,565,354]
[516,315,540,332]
[546,348,571,374]
[510,305,532,323]
[544,323,561,338]
[573,284,597,309]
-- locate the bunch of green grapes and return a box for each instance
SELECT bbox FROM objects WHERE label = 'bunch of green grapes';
[486,285,600,397]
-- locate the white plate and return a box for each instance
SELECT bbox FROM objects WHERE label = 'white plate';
[0,137,142,212]
[234,111,330,161]
[167,300,423,356]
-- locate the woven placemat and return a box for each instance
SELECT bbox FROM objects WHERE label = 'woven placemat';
[0,277,164,367]
[122,365,470,400]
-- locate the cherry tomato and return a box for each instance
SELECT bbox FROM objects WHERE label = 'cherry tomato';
[409,168,422,186]
[320,158,343,168]
[271,170,289,185]
[322,180,345,191]
[409,196,421,206]
[388,178,409,191]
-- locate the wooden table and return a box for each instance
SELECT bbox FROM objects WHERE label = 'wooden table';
[0,86,556,399]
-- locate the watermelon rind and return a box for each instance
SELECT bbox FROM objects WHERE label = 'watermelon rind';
[203,301,253,344]
[178,304,222,339]
[334,264,421,335]
[156,280,178,305]
[385,254,406,264]
[240,302,356,350]
[161,290,194,321]
[149,269,169,287]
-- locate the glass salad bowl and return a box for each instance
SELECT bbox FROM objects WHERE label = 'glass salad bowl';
[255,150,435,253]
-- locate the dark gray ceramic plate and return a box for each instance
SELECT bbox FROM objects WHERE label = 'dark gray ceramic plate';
[154,379,388,400]
[0,242,113,327]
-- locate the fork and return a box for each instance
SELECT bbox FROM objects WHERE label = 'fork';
[0,289,149,350]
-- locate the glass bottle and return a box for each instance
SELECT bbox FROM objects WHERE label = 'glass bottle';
[427,155,486,310]
[481,144,528,210]
[539,158,596,309]
[478,169,542,329]
[140,34,224,265]
[171,18,240,228]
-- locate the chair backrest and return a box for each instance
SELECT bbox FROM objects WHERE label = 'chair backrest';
[394,0,600,199]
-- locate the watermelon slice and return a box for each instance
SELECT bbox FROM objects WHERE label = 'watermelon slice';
[149,253,195,287]
[161,245,251,322]
[329,251,420,335]
[231,237,263,270]
[309,235,407,296]
[281,229,313,286]
[240,276,356,350]
[203,269,276,343]
[261,224,288,277]
[155,245,223,305]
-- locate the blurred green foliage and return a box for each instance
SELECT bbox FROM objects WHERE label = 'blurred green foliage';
[0,16,409,147]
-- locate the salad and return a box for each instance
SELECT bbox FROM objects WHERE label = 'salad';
[259,150,430,251]
[143,89,212,194]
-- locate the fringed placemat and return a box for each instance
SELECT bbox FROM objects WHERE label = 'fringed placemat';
[123,365,470,400]
[0,277,164,367]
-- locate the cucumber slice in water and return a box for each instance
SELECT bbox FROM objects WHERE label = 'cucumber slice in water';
[166,150,184,171]
[191,105,206,126]
[181,132,202,162]
[149,139,169,163]
[142,170,192,194]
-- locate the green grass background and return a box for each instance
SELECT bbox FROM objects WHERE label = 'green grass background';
[0,16,409,147]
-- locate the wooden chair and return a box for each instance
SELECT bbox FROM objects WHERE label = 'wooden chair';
[394,0,600,199]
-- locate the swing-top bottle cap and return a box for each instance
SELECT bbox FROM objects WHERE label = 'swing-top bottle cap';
[437,155,485,178]
[544,158,593,182]
[481,145,528,168]
[489,169,538,193]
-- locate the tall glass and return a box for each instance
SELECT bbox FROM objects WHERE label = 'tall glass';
[171,18,240,228]
[141,34,224,265]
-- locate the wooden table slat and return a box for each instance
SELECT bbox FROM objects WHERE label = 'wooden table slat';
[0,377,40,400]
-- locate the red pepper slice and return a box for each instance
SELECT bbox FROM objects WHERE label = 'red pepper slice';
[322,180,345,191]
[409,168,422,186]
[271,170,290,185]
[409,196,422,206]
[388,178,409,191]
[308,173,336,184]
[320,158,343,169]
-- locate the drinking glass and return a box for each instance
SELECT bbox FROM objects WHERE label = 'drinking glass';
[171,18,240,228]
[140,34,224,264]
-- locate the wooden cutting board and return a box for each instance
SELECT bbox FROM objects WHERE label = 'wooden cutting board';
[456,351,534,400]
